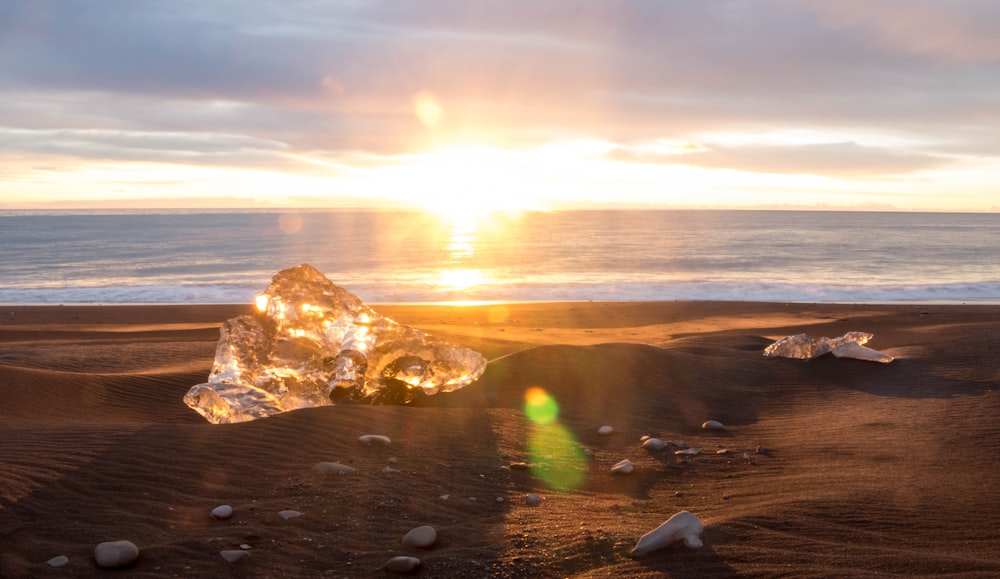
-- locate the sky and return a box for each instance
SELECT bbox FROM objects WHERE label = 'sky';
[1,0,999,212]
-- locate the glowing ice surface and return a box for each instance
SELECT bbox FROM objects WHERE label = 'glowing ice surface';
[184,264,487,424]
[764,331,894,363]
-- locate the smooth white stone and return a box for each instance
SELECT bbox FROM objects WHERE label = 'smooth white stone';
[211,504,233,520]
[383,555,421,573]
[220,549,249,563]
[642,437,667,450]
[94,540,139,569]
[312,461,356,475]
[702,420,726,430]
[675,448,700,456]
[716,449,731,455]
[279,510,301,520]
[358,434,391,445]
[630,510,704,557]
[46,555,68,567]
[525,493,542,506]
[611,459,634,474]
[597,425,614,435]
[401,525,437,548]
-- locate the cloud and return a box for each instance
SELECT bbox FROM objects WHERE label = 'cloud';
[608,141,951,177]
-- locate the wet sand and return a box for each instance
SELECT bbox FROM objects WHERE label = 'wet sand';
[2,302,999,577]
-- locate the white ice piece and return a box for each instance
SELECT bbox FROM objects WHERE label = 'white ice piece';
[629,511,704,557]
[764,331,893,363]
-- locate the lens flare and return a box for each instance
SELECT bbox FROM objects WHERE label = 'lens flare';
[527,422,587,492]
[524,386,559,425]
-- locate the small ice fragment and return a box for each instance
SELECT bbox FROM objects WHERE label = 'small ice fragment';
[629,511,704,557]
[611,459,634,474]
[642,438,667,450]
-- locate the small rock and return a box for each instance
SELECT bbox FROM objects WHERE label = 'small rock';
[382,465,401,473]
[46,555,68,568]
[629,511,704,557]
[383,555,421,573]
[716,449,731,455]
[675,448,700,456]
[755,445,769,455]
[279,510,301,520]
[240,544,251,550]
[722,495,731,500]
[702,420,726,430]
[439,494,450,501]
[742,452,753,462]
[401,525,437,548]
[611,459,634,474]
[597,425,614,436]
[642,438,667,450]
[358,434,391,445]
[509,461,531,470]
[670,440,689,449]
[639,435,651,442]
[525,493,542,506]
[312,461,356,475]
[211,504,233,520]
[496,496,505,503]
[94,540,139,569]
[220,550,249,563]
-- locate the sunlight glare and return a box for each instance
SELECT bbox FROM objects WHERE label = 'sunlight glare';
[438,268,485,290]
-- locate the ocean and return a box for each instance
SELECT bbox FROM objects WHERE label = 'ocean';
[1,209,999,304]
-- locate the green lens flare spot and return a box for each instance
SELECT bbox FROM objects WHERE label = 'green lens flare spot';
[524,387,559,424]
[527,422,587,492]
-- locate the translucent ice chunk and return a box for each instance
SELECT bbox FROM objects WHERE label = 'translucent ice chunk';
[184,264,487,423]
[763,331,894,363]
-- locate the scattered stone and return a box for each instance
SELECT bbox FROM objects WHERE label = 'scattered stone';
[94,540,139,569]
[675,448,700,456]
[629,511,704,557]
[220,550,249,563]
[639,435,651,442]
[742,452,753,463]
[383,555,421,573]
[401,525,437,548]
[669,440,689,449]
[211,504,233,520]
[382,465,401,473]
[722,495,731,501]
[496,496,505,503]
[597,425,614,436]
[358,434,391,445]
[312,461,356,475]
[240,544,251,550]
[525,493,542,506]
[46,555,68,568]
[702,420,726,431]
[439,494,450,501]
[611,459,634,474]
[715,449,731,455]
[388,456,398,463]
[642,438,667,450]
[509,461,531,470]
[279,510,301,520]
[755,445,769,455]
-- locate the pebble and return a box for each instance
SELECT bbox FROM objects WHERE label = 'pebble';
[597,425,614,436]
[312,461,356,475]
[670,440,689,449]
[279,510,302,520]
[674,448,700,456]
[439,494,450,501]
[611,459,634,474]
[642,437,667,450]
[46,555,68,568]
[715,449,731,455]
[383,555,421,573]
[742,452,753,462]
[382,465,401,473]
[94,540,139,569]
[358,434,391,445]
[525,493,542,506]
[401,525,437,548]
[211,504,233,520]
[702,420,726,430]
[220,550,249,563]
